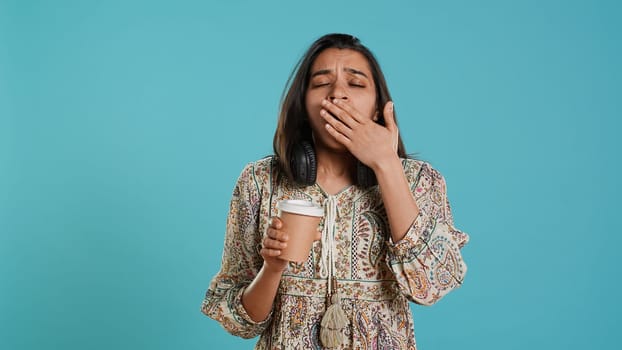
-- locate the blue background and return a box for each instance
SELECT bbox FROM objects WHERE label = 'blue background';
[1,0,620,349]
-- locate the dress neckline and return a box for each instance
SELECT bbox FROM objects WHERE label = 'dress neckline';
[314,183,356,198]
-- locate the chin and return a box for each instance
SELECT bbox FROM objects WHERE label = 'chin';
[318,139,349,153]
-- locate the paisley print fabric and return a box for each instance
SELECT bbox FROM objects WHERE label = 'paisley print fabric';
[201,156,469,349]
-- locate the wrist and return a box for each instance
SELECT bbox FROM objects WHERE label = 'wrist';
[262,261,287,276]
[370,154,402,175]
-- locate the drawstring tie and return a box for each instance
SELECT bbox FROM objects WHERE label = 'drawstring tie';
[319,196,347,348]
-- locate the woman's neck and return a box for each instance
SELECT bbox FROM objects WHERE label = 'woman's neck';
[315,147,357,195]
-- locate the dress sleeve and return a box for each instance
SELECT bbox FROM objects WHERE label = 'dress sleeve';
[200,162,272,338]
[386,161,470,306]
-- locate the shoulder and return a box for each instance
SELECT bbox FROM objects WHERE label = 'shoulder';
[244,156,275,175]
[401,158,446,189]
[236,156,276,190]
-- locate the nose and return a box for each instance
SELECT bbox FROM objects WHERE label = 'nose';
[328,81,348,102]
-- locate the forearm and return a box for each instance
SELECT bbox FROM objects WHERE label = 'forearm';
[372,156,419,243]
[241,264,283,322]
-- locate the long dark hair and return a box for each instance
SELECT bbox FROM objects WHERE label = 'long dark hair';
[273,33,407,184]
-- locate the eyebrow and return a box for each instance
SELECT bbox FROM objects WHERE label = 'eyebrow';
[310,67,369,79]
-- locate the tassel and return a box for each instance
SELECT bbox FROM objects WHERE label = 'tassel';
[320,293,348,348]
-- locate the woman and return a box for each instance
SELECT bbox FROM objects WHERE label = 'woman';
[201,33,469,349]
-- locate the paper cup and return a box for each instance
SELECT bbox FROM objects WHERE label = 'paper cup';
[276,200,323,262]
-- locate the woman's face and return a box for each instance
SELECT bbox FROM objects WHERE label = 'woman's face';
[305,48,377,152]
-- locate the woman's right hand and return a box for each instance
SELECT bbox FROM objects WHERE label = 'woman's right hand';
[260,217,289,273]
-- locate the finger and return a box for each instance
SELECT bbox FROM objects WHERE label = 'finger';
[266,227,289,242]
[325,123,353,147]
[383,101,396,131]
[383,101,399,152]
[331,99,366,124]
[263,236,287,249]
[261,247,282,257]
[269,216,283,229]
[321,109,353,137]
[321,99,359,127]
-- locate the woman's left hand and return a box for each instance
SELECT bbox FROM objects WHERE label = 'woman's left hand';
[320,99,399,170]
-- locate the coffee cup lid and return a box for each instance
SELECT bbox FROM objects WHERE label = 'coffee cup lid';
[277,200,324,217]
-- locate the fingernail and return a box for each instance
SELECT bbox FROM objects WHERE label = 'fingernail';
[389,102,394,112]
[321,99,328,106]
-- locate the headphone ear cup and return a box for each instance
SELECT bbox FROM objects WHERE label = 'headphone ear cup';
[356,161,377,188]
[290,141,317,186]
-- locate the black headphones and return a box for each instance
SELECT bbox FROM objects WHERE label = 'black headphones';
[290,140,377,188]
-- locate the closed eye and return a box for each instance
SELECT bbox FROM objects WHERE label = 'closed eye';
[313,82,330,87]
[310,79,331,88]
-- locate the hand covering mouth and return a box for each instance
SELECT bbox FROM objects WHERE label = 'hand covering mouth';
[327,111,342,123]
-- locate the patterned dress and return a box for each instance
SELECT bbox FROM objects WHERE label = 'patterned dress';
[201,156,469,349]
